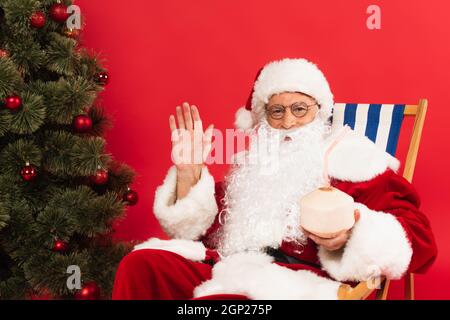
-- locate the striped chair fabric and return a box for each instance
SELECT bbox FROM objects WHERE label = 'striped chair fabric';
[331,103,405,156]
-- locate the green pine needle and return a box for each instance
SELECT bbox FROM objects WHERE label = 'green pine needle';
[0,204,10,230]
[71,136,111,176]
[0,138,42,177]
[0,57,24,96]
[9,91,46,134]
[46,32,78,76]
[0,109,13,137]
[36,77,98,125]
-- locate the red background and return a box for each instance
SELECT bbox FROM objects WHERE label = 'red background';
[75,0,450,299]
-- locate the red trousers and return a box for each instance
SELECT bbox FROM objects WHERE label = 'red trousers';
[112,248,329,300]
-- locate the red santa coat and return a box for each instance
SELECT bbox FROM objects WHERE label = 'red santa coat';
[112,128,437,300]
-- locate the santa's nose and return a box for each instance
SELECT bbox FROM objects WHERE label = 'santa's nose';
[281,113,297,129]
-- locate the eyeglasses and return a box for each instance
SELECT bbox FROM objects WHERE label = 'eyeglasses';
[265,101,319,120]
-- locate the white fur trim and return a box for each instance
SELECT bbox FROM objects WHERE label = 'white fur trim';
[193,252,341,300]
[234,107,254,130]
[251,58,334,124]
[229,150,248,165]
[317,203,413,282]
[133,238,207,262]
[153,166,218,240]
[326,126,401,182]
[232,126,400,183]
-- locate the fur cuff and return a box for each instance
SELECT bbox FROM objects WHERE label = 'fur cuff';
[193,252,341,300]
[153,166,218,240]
[133,238,206,262]
[318,203,413,282]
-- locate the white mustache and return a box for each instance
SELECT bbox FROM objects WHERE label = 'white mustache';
[261,117,324,142]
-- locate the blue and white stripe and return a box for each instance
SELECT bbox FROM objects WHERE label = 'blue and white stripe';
[331,103,405,156]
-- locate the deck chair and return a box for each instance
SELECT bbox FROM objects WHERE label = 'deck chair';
[331,99,428,300]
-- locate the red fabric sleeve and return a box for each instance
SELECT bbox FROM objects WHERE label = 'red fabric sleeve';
[333,169,438,274]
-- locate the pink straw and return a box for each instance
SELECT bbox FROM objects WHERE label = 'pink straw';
[323,126,351,187]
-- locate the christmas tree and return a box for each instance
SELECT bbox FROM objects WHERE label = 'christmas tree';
[0,0,138,299]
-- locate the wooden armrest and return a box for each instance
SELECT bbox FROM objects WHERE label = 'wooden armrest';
[338,277,386,300]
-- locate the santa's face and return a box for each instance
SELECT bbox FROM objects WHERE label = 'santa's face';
[265,92,320,130]
[217,102,331,257]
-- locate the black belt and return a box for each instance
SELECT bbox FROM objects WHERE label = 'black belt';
[263,247,321,269]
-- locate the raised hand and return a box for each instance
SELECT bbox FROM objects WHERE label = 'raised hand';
[169,102,214,199]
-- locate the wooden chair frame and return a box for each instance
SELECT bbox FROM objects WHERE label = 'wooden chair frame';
[338,99,428,300]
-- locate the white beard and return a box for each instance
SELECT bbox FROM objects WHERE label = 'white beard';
[217,117,331,257]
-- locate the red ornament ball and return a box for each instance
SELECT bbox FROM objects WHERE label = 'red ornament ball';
[123,189,139,206]
[0,49,8,58]
[49,3,69,23]
[52,239,68,253]
[95,72,109,85]
[90,169,109,185]
[72,114,92,133]
[4,95,22,110]
[21,164,37,182]
[75,281,101,300]
[30,11,46,28]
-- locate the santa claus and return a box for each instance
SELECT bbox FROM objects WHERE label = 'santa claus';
[112,58,437,300]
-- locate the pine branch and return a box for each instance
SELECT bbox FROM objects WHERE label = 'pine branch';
[36,186,124,238]
[76,49,105,79]
[40,131,110,177]
[0,199,38,257]
[0,203,9,230]
[108,160,137,194]
[45,32,78,76]
[23,250,90,297]
[39,130,77,176]
[0,56,24,96]
[40,0,72,9]
[0,0,41,31]
[6,32,48,75]
[0,138,42,177]
[32,77,98,125]
[70,136,112,176]
[0,266,29,299]
[86,241,132,298]
[9,91,46,134]
[36,202,78,240]
[0,0,74,40]
[0,109,13,138]
[89,104,112,137]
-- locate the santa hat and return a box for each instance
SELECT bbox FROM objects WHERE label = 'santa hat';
[235,58,334,130]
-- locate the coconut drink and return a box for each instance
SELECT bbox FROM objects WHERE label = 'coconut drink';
[299,126,355,238]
